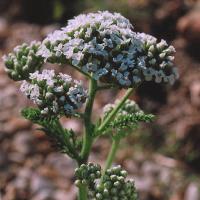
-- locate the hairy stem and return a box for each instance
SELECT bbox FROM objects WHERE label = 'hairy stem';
[97,88,134,134]
[101,138,120,181]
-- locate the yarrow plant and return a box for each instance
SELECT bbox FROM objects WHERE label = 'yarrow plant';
[3,11,178,200]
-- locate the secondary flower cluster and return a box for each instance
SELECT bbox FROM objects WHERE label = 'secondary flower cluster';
[20,70,87,117]
[94,165,138,200]
[3,42,43,81]
[103,99,141,117]
[36,11,178,87]
[136,33,179,84]
[75,163,138,200]
[102,99,154,138]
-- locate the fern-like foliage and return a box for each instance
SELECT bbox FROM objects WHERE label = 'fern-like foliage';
[108,112,154,139]
[21,107,80,159]
[100,100,154,139]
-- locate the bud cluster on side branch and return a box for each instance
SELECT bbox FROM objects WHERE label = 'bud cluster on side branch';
[101,99,154,139]
[75,163,138,200]
[20,70,87,117]
[3,42,43,81]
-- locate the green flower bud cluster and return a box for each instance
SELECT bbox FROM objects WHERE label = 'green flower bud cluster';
[102,99,154,138]
[3,42,43,81]
[103,99,141,118]
[91,165,138,200]
[74,164,138,200]
[20,70,87,117]
[75,163,101,188]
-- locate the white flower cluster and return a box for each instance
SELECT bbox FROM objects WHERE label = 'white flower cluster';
[136,33,179,84]
[37,11,178,87]
[3,41,43,81]
[20,70,87,116]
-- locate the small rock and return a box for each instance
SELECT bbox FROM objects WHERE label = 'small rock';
[134,175,155,193]
[18,167,33,179]
[31,189,54,200]
[6,23,41,49]
[159,167,171,185]
[0,151,8,168]
[12,177,29,191]
[45,153,75,179]
[3,184,17,200]
[0,17,8,38]
[190,81,200,107]
[0,111,11,122]
[54,188,76,200]
[12,132,34,155]
[185,183,200,200]
[5,117,31,133]
[0,75,9,88]
[30,173,55,194]
[123,160,138,174]
[54,178,72,190]
[41,24,59,37]
[141,161,160,177]
[177,7,200,42]
[0,92,18,110]
[24,155,43,168]
[9,152,26,163]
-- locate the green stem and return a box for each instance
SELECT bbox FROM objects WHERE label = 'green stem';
[102,138,120,177]
[66,60,92,79]
[97,88,134,134]
[78,185,88,200]
[80,133,93,163]
[97,84,118,91]
[80,78,97,163]
[78,78,97,200]
[78,79,97,200]
[72,65,92,79]
[107,139,120,169]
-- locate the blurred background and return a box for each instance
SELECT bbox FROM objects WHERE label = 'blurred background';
[0,0,200,199]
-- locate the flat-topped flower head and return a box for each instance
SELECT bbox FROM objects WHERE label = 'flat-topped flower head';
[37,11,178,88]
[4,11,178,88]
[3,41,43,81]
[20,70,87,117]
[37,11,145,86]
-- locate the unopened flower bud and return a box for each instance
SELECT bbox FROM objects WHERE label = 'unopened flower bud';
[3,41,43,81]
